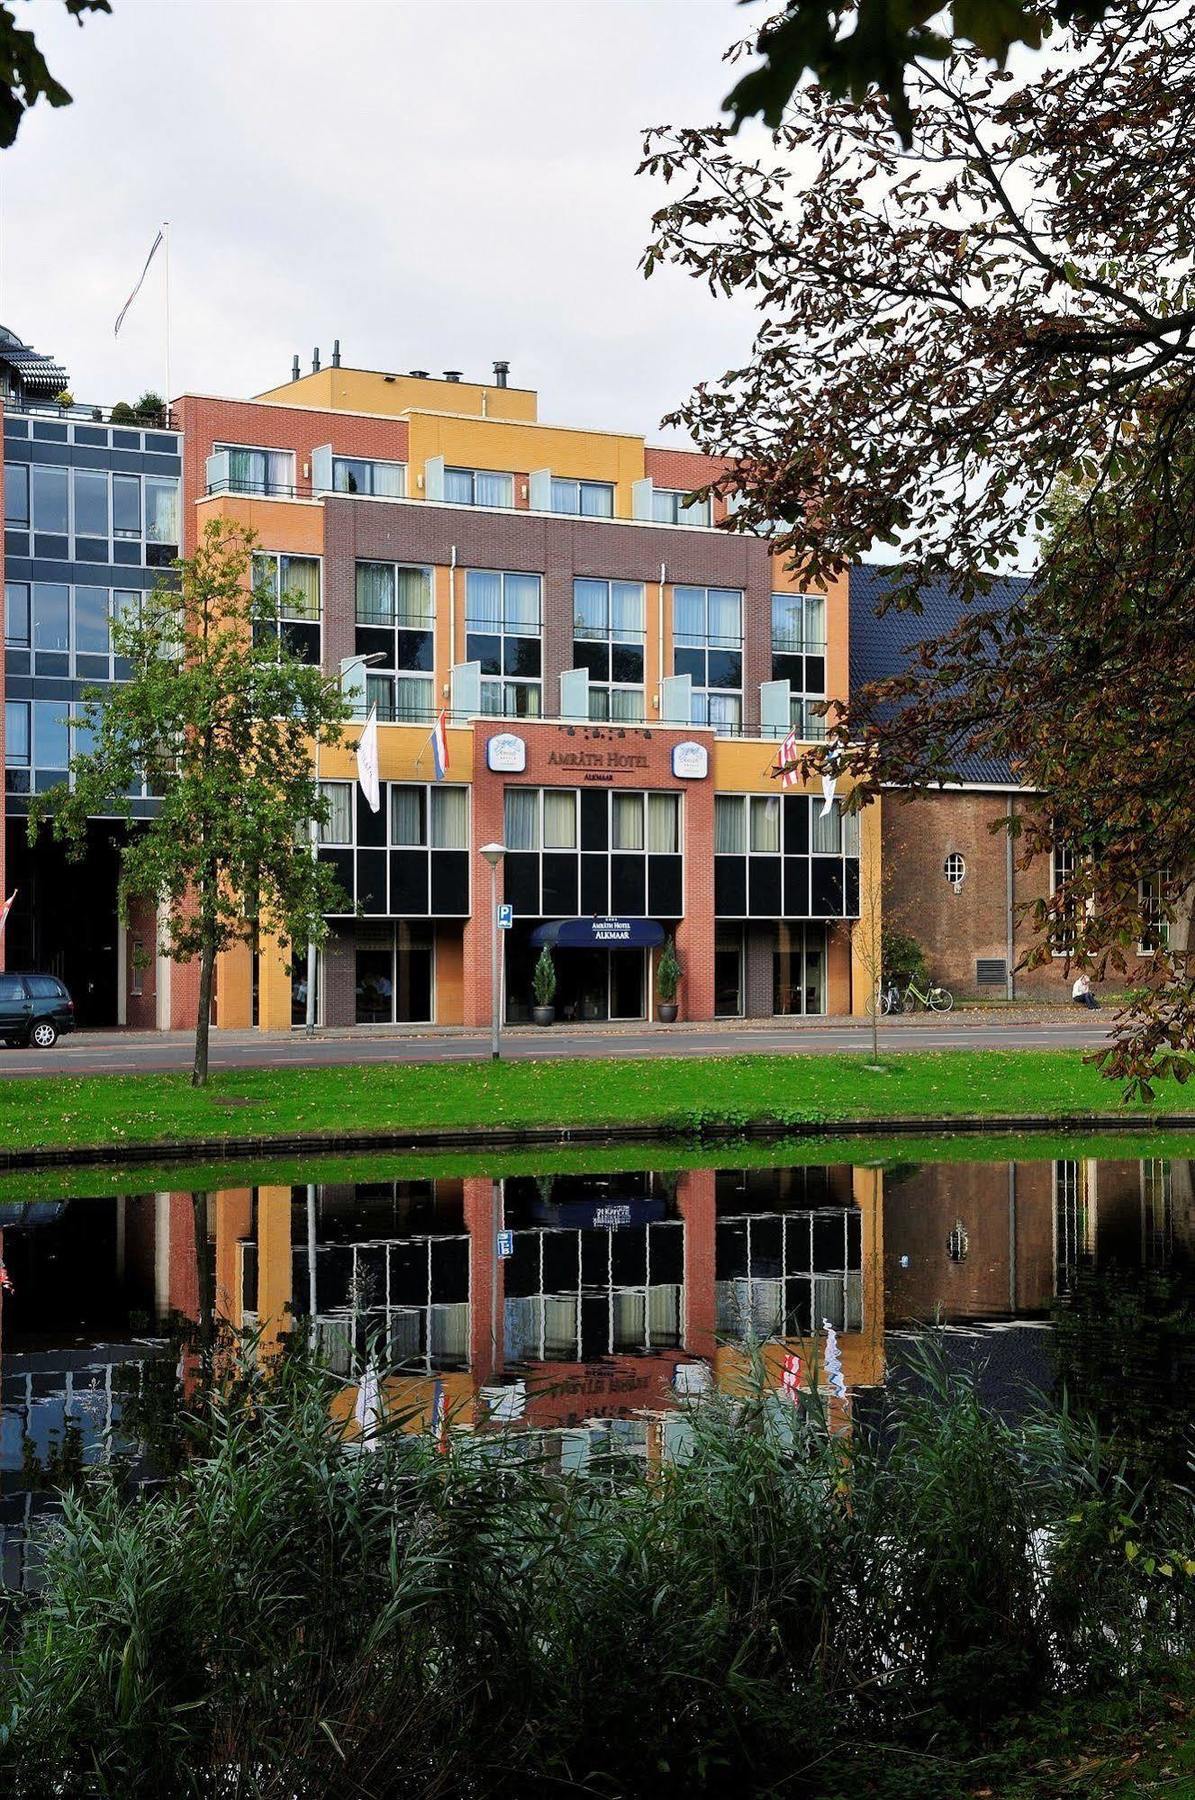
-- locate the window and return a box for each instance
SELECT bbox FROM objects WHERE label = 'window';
[715,795,860,921]
[318,781,354,845]
[445,467,514,508]
[33,582,69,653]
[253,553,321,664]
[215,444,294,496]
[647,793,680,854]
[4,700,30,766]
[466,570,542,718]
[944,852,966,886]
[145,477,179,548]
[17,466,177,563]
[652,487,711,527]
[750,795,781,854]
[573,579,645,721]
[5,581,30,647]
[430,785,468,850]
[1051,843,1076,956]
[333,456,405,498]
[771,593,827,740]
[4,461,28,527]
[355,563,435,721]
[113,474,141,538]
[504,788,539,851]
[31,465,68,535]
[674,585,743,730]
[388,783,468,850]
[714,793,746,855]
[502,787,684,921]
[550,477,614,517]
[613,792,645,851]
[130,945,144,997]
[1139,875,1171,953]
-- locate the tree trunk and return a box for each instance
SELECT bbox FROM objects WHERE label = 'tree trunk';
[193,925,217,1087]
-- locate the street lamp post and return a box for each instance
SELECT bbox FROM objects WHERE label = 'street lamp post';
[481,842,506,1062]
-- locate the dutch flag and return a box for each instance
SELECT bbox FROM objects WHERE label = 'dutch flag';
[431,709,450,781]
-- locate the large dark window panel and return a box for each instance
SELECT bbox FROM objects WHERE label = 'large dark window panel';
[574,642,608,681]
[715,856,747,917]
[706,649,742,689]
[319,848,355,911]
[504,637,541,677]
[580,853,609,915]
[811,859,845,916]
[357,849,388,915]
[430,851,469,916]
[784,856,810,917]
[784,796,809,855]
[748,858,782,918]
[611,644,644,683]
[396,629,433,671]
[355,626,391,663]
[610,855,645,916]
[357,787,387,848]
[648,855,683,919]
[674,647,705,684]
[390,850,429,914]
[772,653,805,687]
[580,791,608,851]
[504,853,540,917]
[466,633,502,675]
[844,858,860,917]
[541,853,579,917]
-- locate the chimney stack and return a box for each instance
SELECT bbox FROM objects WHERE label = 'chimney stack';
[291,354,300,382]
[332,338,341,368]
[312,347,321,373]
[493,360,510,389]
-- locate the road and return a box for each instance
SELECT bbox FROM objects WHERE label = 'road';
[0,1016,1112,1077]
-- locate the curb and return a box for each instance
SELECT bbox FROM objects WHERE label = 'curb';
[2,1110,1192,1174]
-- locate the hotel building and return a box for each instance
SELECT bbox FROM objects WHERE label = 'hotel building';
[169,352,877,1031]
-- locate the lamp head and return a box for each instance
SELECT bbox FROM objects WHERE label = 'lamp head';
[481,842,506,868]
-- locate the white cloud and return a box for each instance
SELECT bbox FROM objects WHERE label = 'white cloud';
[4,0,763,440]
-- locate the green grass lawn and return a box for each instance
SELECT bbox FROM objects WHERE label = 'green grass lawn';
[0,1047,1184,1159]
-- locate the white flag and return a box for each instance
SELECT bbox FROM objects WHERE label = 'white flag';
[820,771,837,818]
[114,228,164,336]
[822,1319,848,1401]
[354,1360,383,1451]
[356,706,379,813]
[0,890,16,936]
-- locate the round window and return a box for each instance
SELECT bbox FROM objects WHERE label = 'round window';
[944,853,966,886]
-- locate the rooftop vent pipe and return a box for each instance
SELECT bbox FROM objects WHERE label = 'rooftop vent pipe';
[291,354,301,382]
[493,360,510,388]
[410,369,429,378]
[332,338,341,368]
[312,347,321,373]
[443,369,462,382]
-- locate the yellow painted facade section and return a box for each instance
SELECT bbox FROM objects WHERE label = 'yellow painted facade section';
[255,367,538,423]
[256,1186,294,1358]
[257,929,294,1033]
[320,723,474,786]
[713,737,805,794]
[216,938,253,1029]
[214,1190,253,1326]
[406,412,646,515]
[851,802,883,1019]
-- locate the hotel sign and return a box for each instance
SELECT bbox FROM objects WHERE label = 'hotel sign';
[671,741,709,780]
[487,733,526,772]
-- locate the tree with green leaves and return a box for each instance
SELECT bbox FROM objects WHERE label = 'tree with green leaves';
[28,519,351,1086]
[642,0,1195,1091]
[0,1,110,148]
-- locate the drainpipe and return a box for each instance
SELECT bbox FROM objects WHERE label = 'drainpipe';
[449,545,458,673]
[658,562,666,717]
[1006,793,1016,1000]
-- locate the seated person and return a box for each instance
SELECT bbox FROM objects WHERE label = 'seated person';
[1072,972,1100,1009]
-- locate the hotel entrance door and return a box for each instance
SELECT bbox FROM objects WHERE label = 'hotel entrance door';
[553,948,645,1023]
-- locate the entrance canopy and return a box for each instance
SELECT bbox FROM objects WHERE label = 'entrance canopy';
[529,917,665,950]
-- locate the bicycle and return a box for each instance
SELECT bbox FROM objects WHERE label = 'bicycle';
[901,978,954,1013]
[877,982,901,1016]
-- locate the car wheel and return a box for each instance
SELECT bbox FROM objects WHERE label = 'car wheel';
[30,1020,58,1049]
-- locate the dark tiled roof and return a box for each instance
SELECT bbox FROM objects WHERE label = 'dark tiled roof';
[0,324,69,392]
[848,563,1030,787]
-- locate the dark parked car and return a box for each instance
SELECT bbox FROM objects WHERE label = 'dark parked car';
[0,972,75,1048]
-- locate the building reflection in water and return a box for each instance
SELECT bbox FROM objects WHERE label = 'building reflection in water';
[2,1153,1191,1584]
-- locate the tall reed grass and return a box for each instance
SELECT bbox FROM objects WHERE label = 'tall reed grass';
[0,1341,1190,1799]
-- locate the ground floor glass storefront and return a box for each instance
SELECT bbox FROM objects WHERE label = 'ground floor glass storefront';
[355,924,434,1024]
[713,922,829,1018]
[773,923,826,1015]
[504,926,650,1024]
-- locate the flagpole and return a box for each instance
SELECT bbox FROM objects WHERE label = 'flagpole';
[163,219,172,408]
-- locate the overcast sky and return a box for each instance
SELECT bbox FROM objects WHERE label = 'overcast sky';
[1,0,762,442]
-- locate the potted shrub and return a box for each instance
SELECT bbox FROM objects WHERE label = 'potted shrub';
[532,946,556,1026]
[135,389,166,425]
[656,936,682,1023]
[53,389,74,412]
[109,401,137,424]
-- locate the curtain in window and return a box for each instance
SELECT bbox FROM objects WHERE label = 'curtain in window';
[708,588,742,646]
[551,479,577,514]
[445,468,474,503]
[772,593,803,652]
[503,574,541,632]
[714,795,745,855]
[652,491,677,524]
[647,1285,680,1342]
[393,678,433,722]
[333,458,363,493]
[391,785,425,846]
[613,1291,646,1350]
[266,450,292,491]
[580,483,613,518]
[505,788,538,850]
[678,495,710,527]
[281,557,320,620]
[145,479,179,544]
[356,563,394,626]
[465,570,502,630]
[613,793,644,851]
[673,586,704,644]
[475,471,513,508]
[611,582,645,639]
[366,673,394,721]
[610,687,644,722]
[226,447,258,491]
[517,683,543,717]
[395,566,433,629]
[707,692,742,731]
[251,554,279,604]
[4,701,29,765]
[4,583,30,648]
[373,461,405,498]
[811,800,842,854]
[647,793,679,854]
[843,809,861,857]
[750,796,781,854]
[543,790,577,849]
[430,784,468,849]
[573,579,606,637]
[430,1303,470,1363]
[804,594,826,650]
[320,781,353,845]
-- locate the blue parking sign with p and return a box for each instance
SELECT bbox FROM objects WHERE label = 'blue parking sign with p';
[497,904,513,930]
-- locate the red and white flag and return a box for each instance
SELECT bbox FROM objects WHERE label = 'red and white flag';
[776,730,801,789]
[0,890,15,936]
[780,1350,801,1402]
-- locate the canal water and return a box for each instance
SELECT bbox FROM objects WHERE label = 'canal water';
[3,1142,1194,1585]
